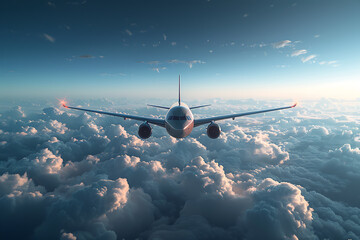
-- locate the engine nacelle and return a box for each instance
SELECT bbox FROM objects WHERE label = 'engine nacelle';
[207,122,221,139]
[138,122,152,139]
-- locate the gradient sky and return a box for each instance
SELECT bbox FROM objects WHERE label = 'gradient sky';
[1,0,360,100]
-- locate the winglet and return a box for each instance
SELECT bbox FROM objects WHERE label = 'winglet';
[291,102,297,108]
[178,75,181,106]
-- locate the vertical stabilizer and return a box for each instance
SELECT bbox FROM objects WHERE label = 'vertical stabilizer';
[178,75,181,106]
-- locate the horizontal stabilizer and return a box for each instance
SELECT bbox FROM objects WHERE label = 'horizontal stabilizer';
[190,104,211,110]
[147,104,170,110]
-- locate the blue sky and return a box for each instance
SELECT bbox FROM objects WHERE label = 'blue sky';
[1,0,359,100]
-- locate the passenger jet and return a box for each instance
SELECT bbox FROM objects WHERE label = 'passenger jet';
[61,76,296,139]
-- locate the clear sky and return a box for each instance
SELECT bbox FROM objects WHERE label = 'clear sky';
[1,0,360,100]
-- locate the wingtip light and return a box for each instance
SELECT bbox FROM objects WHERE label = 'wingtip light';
[59,100,69,108]
[291,102,297,108]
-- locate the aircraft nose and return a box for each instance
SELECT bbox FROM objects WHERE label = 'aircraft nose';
[168,119,187,130]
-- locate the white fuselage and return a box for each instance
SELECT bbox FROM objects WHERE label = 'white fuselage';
[165,102,194,138]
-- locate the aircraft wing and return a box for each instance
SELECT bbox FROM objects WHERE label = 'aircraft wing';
[194,103,297,127]
[62,103,166,127]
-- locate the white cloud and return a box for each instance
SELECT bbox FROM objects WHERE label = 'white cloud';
[141,59,205,70]
[125,29,132,36]
[43,33,55,43]
[291,49,307,57]
[301,54,317,63]
[152,67,166,73]
[162,34,167,41]
[60,232,77,240]
[259,43,267,48]
[171,42,176,46]
[319,60,338,67]
[1,99,360,239]
[168,59,205,68]
[273,40,291,48]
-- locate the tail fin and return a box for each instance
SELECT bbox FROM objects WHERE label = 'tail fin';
[178,75,181,106]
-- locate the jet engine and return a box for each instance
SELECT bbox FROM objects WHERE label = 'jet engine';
[207,122,221,139]
[138,122,152,139]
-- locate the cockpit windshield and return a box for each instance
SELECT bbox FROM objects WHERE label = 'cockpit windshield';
[167,116,191,121]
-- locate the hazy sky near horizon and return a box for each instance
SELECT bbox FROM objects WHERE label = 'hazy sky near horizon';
[1,0,360,100]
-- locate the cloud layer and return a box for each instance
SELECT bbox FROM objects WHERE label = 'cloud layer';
[43,33,55,43]
[273,40,291,49]
[0,99,360,239]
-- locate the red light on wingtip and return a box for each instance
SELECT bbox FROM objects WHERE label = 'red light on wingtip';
[59,100,68,108]
[291,103,297,108]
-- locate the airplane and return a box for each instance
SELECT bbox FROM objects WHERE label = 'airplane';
[61,76,297,139]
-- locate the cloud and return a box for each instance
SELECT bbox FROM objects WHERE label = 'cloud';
[48,1,56,7]
[152,67,166,73]
[291,49,307,57]
[125,29,132,36]
[139,59,205,70]
[66,55,101,61]
[60,231,77,240]
[43,33,55,43]
[171,42,176,46]
[301,55,316,63]
[138,60,160,65]
[163,34,167,41]
[168,59,205,68]
[79,54,95,59]
[1,99,360,239]
[273,40,291,48]
[319,60,338,67]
